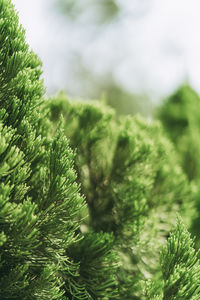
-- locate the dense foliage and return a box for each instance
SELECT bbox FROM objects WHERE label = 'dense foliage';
[158,85,200,182]
[0,1,117,299]
[1,1,200,299]
[46,93,195,299]
[157,85,200,245]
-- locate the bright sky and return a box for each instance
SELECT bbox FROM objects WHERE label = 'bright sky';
[13,0,200,102]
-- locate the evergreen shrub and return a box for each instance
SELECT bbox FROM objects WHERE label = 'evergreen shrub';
[0,1,200,299]
[47,93,196,299]
[158,85,200,247]
[0,1,117,299]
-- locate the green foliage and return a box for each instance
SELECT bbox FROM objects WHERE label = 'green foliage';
[0,1,118,299]
[47,93,194,299]
[158,85,200,245]
[158,85,200,181]
[1,1,200,299]
[160,217,200,299]
[145,217,200,300]
[65,232,118,299]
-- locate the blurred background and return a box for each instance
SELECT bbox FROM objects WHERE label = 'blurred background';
[13,0,200,117]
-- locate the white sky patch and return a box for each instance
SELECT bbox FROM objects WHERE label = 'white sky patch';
[13,0,200,101]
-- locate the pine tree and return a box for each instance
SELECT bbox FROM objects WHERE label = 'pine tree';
[0,1,118,299]
[2,1,200,299]
[160,216,200,299]
[47,93,194,299]
[157,85,200,182]
[158,85,200,247]
[145,216,200,299]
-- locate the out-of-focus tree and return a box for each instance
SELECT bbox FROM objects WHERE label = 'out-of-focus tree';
[53,0,153,116]
[55,0,151,24]
[102,81,153,118]
[69,58,153,117]
[157,85,200,246]
[158,85,200,181]
[56,0,120,24]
